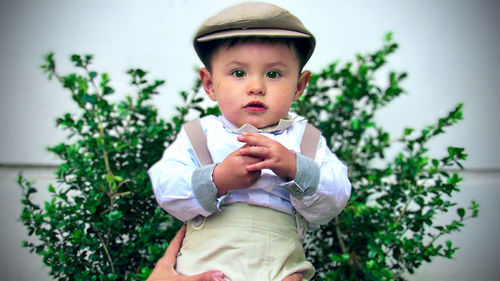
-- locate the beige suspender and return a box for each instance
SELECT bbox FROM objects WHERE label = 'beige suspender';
[182,119,320,165]
[183,119,214,166]
[300,123,321,160]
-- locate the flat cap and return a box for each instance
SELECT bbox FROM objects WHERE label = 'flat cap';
[194,2,316,66]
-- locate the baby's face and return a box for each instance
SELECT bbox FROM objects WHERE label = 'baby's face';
[201,41,309,128]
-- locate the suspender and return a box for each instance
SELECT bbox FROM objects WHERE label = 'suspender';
[183,119,214,166]
[182,118,320,165]
[300,122,321,160]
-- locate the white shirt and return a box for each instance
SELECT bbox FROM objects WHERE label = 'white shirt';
[148,115,351,226]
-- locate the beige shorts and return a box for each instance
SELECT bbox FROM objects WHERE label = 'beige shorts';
[176,203,315,281]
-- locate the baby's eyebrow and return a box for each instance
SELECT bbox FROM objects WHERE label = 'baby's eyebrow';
[265,62,290,69]
[224,61,249,68]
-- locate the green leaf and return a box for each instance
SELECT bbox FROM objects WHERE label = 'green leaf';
[106,175,114,184]
[350,118,361,130]
[385,31,393,42]
[341,253,350,263]
[457,208,465,219]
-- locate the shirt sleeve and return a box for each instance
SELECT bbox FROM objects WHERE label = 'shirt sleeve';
[148,127,219,222]
[290,134,352,226]
[279,153,320,199]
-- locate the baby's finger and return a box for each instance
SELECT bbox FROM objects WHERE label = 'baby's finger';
[246,160,272,172]
[241,155,264,165]
[228,143,252,157]
[239,143,254,148]
[237,133,270,147]
[239,146,269,158]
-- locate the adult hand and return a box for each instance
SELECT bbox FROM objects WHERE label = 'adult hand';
[237,132,297,180]
[212,143,262,196]
[282,273,303,281]
[147,225,225,281]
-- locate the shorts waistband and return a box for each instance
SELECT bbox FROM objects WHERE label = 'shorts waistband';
[189,203,298,238]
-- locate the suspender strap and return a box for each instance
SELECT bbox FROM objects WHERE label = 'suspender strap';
[300,123,321,160]
[183,119,320,165]
[183,119,214,166]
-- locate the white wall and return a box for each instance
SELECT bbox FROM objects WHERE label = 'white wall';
[1,0,499,169]
[1,0,498,280]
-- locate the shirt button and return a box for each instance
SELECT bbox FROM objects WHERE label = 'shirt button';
[191,215,204,227]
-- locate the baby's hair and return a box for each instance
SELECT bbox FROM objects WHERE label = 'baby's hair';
[198,37,309,73]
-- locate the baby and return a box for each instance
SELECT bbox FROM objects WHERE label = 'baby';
[149,2,351,280]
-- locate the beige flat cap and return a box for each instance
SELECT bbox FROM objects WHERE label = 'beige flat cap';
[194,2,316,66]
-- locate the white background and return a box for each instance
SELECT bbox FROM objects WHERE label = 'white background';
[0,0,498,280]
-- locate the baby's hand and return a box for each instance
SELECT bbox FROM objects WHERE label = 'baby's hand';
[237,132,297,180]
[212,143,262,196]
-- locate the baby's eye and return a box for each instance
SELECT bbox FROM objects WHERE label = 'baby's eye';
[232,70,246,77]
[266,71,281,79]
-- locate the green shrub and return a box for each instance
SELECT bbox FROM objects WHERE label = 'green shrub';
[297,33,479,280]
[20,33,478,280]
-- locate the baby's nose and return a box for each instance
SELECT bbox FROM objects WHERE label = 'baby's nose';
[247,78,265,95]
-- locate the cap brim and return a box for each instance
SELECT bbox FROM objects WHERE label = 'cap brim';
[197,28,310,42]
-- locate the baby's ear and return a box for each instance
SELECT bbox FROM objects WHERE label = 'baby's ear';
[200,68,217,101]
[294,70,311,101]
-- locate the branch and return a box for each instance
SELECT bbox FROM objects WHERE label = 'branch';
[394,194,414,226]
[96,230,116,274]
[84,66,115,180]
[334,216,348,254]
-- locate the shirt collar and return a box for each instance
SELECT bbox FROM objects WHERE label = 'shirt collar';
[219,115,294,134]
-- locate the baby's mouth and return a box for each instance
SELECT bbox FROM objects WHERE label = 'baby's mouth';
[244,101,267,112]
